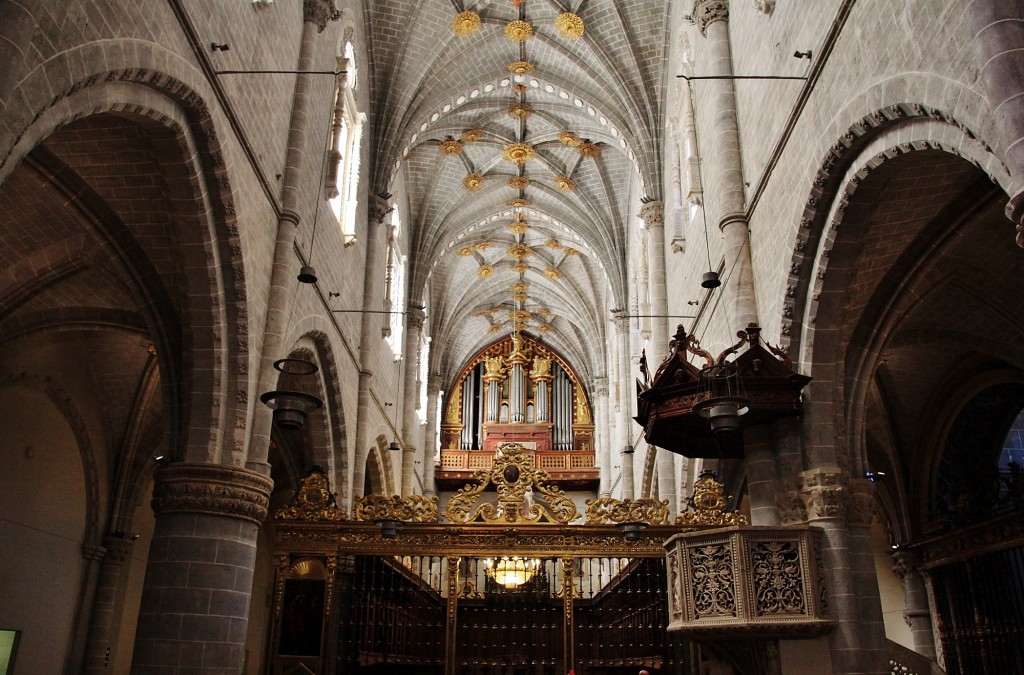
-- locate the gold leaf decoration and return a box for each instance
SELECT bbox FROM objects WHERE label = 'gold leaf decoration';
[507,243,532,259]
[564,247,580,256]
[508,102,534,119]
[460,128,484,142]
[507,60,535,75]
[452,11,482,37]
[539,323,553,332]
[508,176,530,189]
[439,138,464,156]
[554,175,576,192]
[544,267,561,279]
[511,281,528,292]
[512,292,528,302]
[559,131,583,146]
[511,262,529,273]
[512,84,530,94]
[504,19,534,42]
[477,264,495,278]
[508,216,529,234]
[462,172,485,191]
[555,12,585,39]
[507,198,531,207]
[546,239,563,249]
[489,324,503,333]
[538,308,552,317]
[503,143,535,165]
[578,141,601,157]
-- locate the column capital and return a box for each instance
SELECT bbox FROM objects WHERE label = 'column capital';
[151,463,274,525]
[798,466,848,521]
[406,305,426,331]
[613,313,630,332]
[891,549,921,581]
[692,0,729,37]
[101,534,137,564]
[369,193,395,225]
[638,200,665,228]
[303,0,337,32]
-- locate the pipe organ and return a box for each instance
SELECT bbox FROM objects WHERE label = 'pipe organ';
[439,333,596,486]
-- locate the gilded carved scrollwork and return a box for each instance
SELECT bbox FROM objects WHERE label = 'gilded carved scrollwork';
[584,497,670,525]
[354,493,438,523]
[676,472,749,527]
[444,442,579,524]
[274,467,348,521]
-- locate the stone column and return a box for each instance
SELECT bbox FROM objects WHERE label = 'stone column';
[422,377,440,497]
[800,468,886,675]
[620,446,636,500]
[692,0,758,327]
[744,423,781,525]
[594,378,612,497]
[965,1,1024,246]
[131,464,273,674]
[892,550,937,660]
[401,306,425,495]
[248,0,336,472]
[352,196,394,499]
[83,534,136,673]
[639,200,669,351]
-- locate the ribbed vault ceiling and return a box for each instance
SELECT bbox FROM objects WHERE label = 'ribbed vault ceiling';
[366,0,670,379]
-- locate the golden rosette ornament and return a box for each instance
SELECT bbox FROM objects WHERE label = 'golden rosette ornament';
[508,176,530,189]
[508,216,529,234]
[453,11,481,37]
[508,102,534,119]
[539,323,553,332]
[507,198,530,208]
[558,131,583,146]
[504,20,533,42]
[439,138,464,156]
[462,173,485,191]
[503,143,535,165]
[511,262,529,273]
[507,60,534,75]
[555,13,584,39]
[477,264,495,278]
[554,175,576,192]
[507,243,532,259]
[460,129,484,142]
[544,267,561,279]
[577,141,601,157]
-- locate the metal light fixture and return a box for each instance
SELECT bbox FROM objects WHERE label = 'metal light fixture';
[485,557,540,588]
[701,270,721,289]
[260,359,324,430]
[376,519,403,538]
[694,362,749,435]
[617,521,648,542]
[297,265,318,284]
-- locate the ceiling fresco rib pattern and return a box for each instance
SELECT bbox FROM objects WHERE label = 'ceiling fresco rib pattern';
[366,0,670,380]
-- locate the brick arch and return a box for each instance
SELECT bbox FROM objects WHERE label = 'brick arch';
[782,104,1009,359]
[790,135,1009,476]
[1,52,252,464]
[280,331,349,504]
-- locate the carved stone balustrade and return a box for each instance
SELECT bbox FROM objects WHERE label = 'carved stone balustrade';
[664,525,834,639]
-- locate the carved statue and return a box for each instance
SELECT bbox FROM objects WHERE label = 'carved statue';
[531,356,551,377]
[574,388,591,424]
[483,355,506,377]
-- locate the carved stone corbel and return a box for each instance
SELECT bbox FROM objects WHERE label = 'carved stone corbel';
[799,467,848,520]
